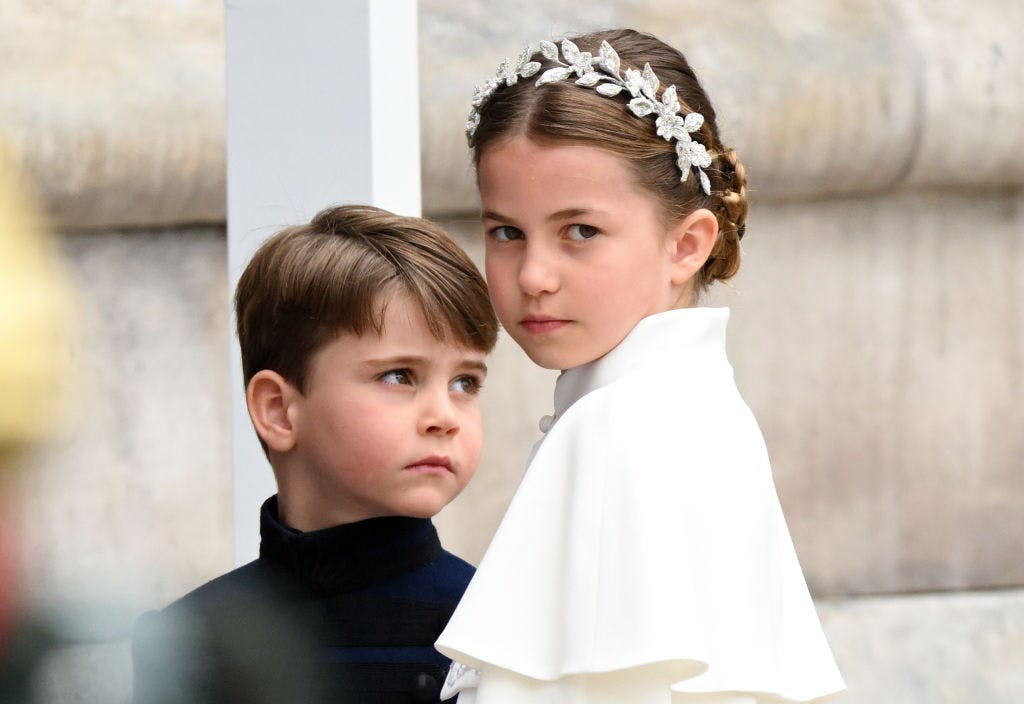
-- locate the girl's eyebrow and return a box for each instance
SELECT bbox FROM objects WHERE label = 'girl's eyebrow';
[481,207,602,223]
[546,207,598,222]
[481,208,512,222]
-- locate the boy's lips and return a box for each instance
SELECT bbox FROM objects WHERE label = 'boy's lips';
[405,456,453,475]
[520,315,570,334]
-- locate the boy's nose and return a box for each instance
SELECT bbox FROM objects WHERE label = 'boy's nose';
[517,241,559,296]
[418,388,459,436]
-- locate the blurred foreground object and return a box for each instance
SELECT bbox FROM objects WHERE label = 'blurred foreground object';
[0,139,73,700]
[0,141,71,462]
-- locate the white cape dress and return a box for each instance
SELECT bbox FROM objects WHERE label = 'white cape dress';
[436,308,845,703]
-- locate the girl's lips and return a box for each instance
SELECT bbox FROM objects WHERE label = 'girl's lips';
[520,318,570,334]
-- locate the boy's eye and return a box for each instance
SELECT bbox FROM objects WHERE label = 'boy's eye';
[566,224,599,241]
[450,375,483,395]
[490,225,524,242]
[379,369,412,385]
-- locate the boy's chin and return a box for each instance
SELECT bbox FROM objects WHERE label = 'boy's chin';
[391,488,458,520]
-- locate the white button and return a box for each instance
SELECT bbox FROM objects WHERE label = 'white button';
[539,414,554,433]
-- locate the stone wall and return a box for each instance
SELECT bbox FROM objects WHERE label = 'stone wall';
[2,1,1022,702]
[5,1,1022,227]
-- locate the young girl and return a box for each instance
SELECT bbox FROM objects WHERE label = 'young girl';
[436,29,845,704]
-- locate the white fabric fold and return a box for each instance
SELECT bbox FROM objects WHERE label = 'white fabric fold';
[437,308,845,702]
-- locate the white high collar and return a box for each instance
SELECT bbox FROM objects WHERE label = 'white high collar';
[552,307,730,420]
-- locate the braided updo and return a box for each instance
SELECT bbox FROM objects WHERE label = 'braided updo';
[470,29,748,288]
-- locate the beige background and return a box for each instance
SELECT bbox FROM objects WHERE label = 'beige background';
[2,1,1022,701]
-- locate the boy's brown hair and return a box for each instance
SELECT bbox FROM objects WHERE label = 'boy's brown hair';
[235,204,498,393]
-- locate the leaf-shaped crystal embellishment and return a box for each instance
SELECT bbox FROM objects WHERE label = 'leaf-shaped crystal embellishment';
[466,110,481,137]
[536,66,572,86]
[656,112,684,140]
[562,38,581,64]
[641,63,659,98]
[629,97,657,117]
[623,68,644,97]
[515,46,532,70]
[686,141,712,169]
[498,58,519,86]
[676,153,692,181]
[471,79,498,107]
[539,40,559,62]
[660,85,680,116]
[698,169,711,195]
[520,61,541,78]
[596,83,624,97]
[468,37,714,190]
[669,124,690,141]
[598,40,620,76]
[574,51,593,75]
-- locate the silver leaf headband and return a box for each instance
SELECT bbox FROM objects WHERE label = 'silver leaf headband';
[467,39,713,195]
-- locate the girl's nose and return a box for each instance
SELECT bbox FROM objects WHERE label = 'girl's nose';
[418,387,459,437]
[517,241,559,297]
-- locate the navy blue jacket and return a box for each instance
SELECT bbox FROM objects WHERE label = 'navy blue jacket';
[132,496,473,704]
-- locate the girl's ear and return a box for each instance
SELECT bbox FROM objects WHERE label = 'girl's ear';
[667,208,719,286]
[246,370,301,453]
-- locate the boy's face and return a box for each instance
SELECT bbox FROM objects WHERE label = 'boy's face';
[286,294,487,528]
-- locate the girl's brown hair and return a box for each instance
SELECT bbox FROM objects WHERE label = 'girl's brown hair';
[470,29,748,287]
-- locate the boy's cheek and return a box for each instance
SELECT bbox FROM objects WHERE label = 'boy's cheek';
[462,415,484,469]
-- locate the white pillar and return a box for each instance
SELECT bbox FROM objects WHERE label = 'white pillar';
[225,0,421,564]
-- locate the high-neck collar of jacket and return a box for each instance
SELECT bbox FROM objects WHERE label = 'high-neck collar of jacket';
[258,496,442,595]
[552,307,730,420]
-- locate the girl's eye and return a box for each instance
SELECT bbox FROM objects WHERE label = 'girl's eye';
[490,225,524,242]
[379,369,412,385]
[566,224,599,241]
[450,375,483,395]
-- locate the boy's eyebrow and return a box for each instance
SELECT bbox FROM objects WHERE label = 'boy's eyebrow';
[462,359,489,375]
[362,355,488,374]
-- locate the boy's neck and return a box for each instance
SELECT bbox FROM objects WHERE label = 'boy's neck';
[276,489,366,532]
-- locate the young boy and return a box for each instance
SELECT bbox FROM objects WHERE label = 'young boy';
[133,205,498,704]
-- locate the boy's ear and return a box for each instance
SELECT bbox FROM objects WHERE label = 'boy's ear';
[667,208,719,286]
[246,370,301,453]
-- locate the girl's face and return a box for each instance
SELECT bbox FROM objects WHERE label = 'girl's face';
[480,136,692,370]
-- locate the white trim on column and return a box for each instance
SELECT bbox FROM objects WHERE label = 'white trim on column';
[225,0,421,565]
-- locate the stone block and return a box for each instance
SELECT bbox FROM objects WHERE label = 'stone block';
[419,0,1024,211]
[0,1,225,229]
[819,589,1024,703]
[722,191,1024,595]
[2,1,1023,228]
[18,227,233,608]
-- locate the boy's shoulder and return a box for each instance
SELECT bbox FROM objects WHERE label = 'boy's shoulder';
[143,558,297,628]
[381,547,475,603]
[133,558,302,658]
[165,560,271,610]
[132,560,326,704]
